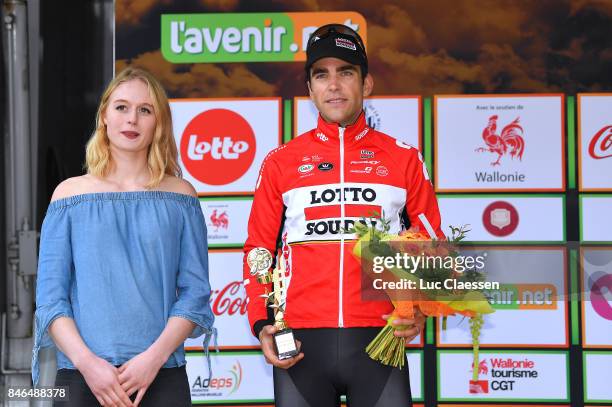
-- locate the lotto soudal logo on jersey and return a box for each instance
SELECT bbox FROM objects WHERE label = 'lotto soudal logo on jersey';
[191,361,242,396]
[162,12,367,63]
[482,201,519,237]
[305,187,379,236]
[318,162,334,171]
[181,109,256,185]
[588,125,612,159]
[298,164,314,173]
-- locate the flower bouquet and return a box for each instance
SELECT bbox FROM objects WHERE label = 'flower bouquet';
[352,216,493,378]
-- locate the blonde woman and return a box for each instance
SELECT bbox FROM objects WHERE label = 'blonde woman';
[33,68,214,406]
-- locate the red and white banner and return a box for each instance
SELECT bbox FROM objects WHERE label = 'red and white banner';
[171,98,281,195]
[435,95,565,192]
[578,94,612,191]
[294,96,421,149]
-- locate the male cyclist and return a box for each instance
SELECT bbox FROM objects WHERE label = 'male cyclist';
[243,24,444,407]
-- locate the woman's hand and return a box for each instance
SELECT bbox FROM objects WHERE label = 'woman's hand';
[78,354,133,406]
[117,349,166,406]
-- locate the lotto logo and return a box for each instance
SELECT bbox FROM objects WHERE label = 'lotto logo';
[181,109,256,185]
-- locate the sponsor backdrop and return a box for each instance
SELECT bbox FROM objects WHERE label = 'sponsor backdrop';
[115,3,612,405]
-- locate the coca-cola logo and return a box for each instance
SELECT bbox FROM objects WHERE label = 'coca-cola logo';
[180,109,256,185]
[209,281,248,316]
[588,125,612,159]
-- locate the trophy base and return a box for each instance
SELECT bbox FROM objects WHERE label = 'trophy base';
[274,328,299,360]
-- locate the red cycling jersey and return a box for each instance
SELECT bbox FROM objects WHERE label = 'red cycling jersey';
[243,112,444,336]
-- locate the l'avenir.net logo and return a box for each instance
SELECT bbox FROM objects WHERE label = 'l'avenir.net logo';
[180,108,256,186]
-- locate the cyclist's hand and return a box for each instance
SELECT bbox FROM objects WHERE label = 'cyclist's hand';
[258,325,304,369]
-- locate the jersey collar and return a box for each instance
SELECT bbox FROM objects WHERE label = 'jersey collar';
[312,111,371,146]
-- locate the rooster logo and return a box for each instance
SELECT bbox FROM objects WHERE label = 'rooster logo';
[210,209,229,231]
[471,359,489,375]
[475,115,525,166]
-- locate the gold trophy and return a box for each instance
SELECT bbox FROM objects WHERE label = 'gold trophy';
[246,247,273,285]
[247,247,298,360]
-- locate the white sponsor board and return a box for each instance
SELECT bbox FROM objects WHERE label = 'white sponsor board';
[438,248,567,346]
[171,98,281,195]
[186,251,259,350]
[294,96,421,148]
[407,351,424,401]
[438,350,569,402]
[186,351,273,403]
[437,196,565,242]
[584,352,612,402]
[578,94,612,191]
[200,198,252,247]
[580,196,612,242]
[435,95,565,192]
[581,249,612,347]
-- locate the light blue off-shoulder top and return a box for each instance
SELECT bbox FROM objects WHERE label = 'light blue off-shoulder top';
[32,191,215,385]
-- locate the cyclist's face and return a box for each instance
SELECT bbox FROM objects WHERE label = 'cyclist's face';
[308,57,373,127]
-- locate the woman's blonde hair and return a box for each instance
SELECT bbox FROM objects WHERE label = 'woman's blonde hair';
[85,67,181,188]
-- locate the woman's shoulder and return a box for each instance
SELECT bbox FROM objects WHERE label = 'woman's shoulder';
[157,176,198,197]
[50,175,100,202]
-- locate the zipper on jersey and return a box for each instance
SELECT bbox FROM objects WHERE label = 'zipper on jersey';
[338,127,345,327]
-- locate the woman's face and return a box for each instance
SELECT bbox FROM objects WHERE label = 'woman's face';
[103,79,157,154]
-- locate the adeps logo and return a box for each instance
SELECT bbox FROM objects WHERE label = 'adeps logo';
[191,361,243,396]
[162,12,367,63]
[181,109,256,185]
